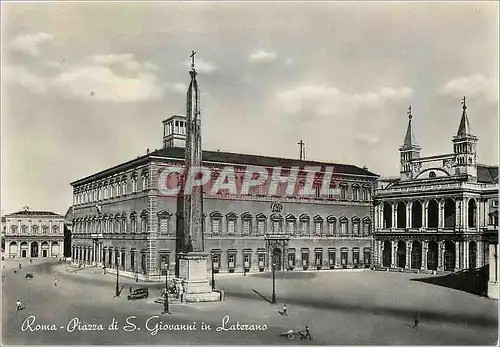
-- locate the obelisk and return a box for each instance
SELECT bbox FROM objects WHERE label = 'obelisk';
[176,51,219,302]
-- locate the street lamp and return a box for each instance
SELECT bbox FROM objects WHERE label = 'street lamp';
[271,259,277,304]
[163,261,171,314]
[211,256,216,291]
[115,255,120,297]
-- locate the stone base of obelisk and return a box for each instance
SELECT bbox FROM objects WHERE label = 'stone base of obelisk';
[177,252,221,302]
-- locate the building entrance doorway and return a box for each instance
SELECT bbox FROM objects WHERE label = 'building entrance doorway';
[272,248,282,271]
[31,242,39,258]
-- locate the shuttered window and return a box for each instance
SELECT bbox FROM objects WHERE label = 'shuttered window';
[257,220,265,235]
[212,219,220,235]
[227,220,235,234]
[242,220,250,235]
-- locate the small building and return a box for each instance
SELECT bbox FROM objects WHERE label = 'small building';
[3,207,65,258]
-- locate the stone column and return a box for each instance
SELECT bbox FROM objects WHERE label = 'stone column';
[422,241,428,270]
[423,201,428,229]
[407,203,412,229]
[392,203,397,230]
[463,241,469,269]
[463,198,469,230]
[455,241,460,270]
[405,241,412,269]
[438,200,444,229]
[477,241,484,268]
[455,199,462,230]
[438,241,444,270]
[391,240,397,268]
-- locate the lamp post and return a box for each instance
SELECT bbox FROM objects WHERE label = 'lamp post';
[211,256,216,291]
[271,260,277,304]
[115,255,120,297]
[163,261,170,314]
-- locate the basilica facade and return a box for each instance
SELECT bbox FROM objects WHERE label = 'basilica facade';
[373,102,498,298]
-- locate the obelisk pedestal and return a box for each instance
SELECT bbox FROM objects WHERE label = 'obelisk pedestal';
[177,252,220,302]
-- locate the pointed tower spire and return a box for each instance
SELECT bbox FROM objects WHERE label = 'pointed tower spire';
[453,96,478,179]
[399,105,421,181]
[402,105,419,149]
[457,96,473,137]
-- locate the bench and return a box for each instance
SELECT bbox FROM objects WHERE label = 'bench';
[127,287,149,300]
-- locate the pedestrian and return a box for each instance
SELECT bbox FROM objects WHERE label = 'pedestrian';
[16,299,22,311]
[304,326,312,340]
[53,278,58,287]
[413,316,419,329]
[178,283,185,303]
[18,263,21,269]
[282,304,288,316]
[30,259,32,264]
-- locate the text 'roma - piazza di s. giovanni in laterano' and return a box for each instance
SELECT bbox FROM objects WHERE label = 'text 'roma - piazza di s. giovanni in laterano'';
[66,54,498,300]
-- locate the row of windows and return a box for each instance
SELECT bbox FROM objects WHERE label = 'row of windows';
[8,225,61,235]
[209,214,372,236]
[73,215,149,234]
[73,172,150,205]
[211,247,372,269]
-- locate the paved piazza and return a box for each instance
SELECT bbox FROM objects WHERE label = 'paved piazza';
[2,259,497,345]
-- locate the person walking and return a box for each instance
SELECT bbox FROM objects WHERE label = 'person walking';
[178,283,184,303]
[16,299,22,311]
[53,278,58,287]
[413,316,419,329]
[304,326,312,340]
[282,304,288,316]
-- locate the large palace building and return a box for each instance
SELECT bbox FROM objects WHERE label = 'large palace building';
[70,125,378,280]
[3,207,65,259]
[373,101,499,294]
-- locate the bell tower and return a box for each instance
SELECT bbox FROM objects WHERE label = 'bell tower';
[399,105,421,181]
[452,96,477,180]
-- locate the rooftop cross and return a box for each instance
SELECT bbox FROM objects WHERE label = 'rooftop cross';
[298,140,305,160]
[462,96,467,110]
[407,105,412,119]
[190,50,196,70]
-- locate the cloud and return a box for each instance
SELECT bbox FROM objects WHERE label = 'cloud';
[439,74,498,104]
[184,59,217,74]
[275,85,413,118]
[2,65,46,94]
[354,133,381,145]
[166,82,187,93]
[52,66,164,102]
[8,32,54,56]
[249,51,278,63]
[4,53,166,102]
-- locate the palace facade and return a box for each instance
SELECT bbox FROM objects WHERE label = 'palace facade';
[69,115,379,280]
[3,207,65,258]
[373,101,499,299]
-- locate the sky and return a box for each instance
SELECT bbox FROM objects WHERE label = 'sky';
[1,1,498,216]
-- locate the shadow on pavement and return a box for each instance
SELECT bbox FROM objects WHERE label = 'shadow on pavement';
[252,271,317,280]
[252,289,273,304]
[224,287,497,328]
[410,266,489,297]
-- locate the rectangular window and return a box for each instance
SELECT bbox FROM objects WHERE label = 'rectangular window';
[160,254,169,275]
[257,220,265,235]
[329,251,336,265]
[364,250,371,265]
[341,222,347,234]
[328,222,335,235]
[353,250,360,265]
[363,222,370,236]
[273,221,280,233]
[160,218,169,235]
[314,222,322,235]
[228,254,235,268]
[227,220,235,235]
[212,219,220,235]
[315,252,322,265]
[288,253,295,268]
[300,221,308,234]
[363,189,369,201]
[353,189,359,201]
[353,222,359,235]
[301,252,309,267]
[212,254,220,270]
[243,254,250,268]
[287,221,294,234]
[242,220,250,235]
[258,254,265,268]
[341,187,347,200]
[130,252,135,271]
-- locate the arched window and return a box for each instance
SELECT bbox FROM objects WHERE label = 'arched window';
[352,185,360,201]
[226,213,238,235]
[340,183,348,200]
[21,225,27,235]
[313,215,323,235]
[286,215,296,235]
[362,218,371,236]
[339,216,348,235]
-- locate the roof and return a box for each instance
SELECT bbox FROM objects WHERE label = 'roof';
[5,210,64,218]
[457,107,473,137]
[72,146,379,186]
[477,164,499,184]
[401,117,419,149]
